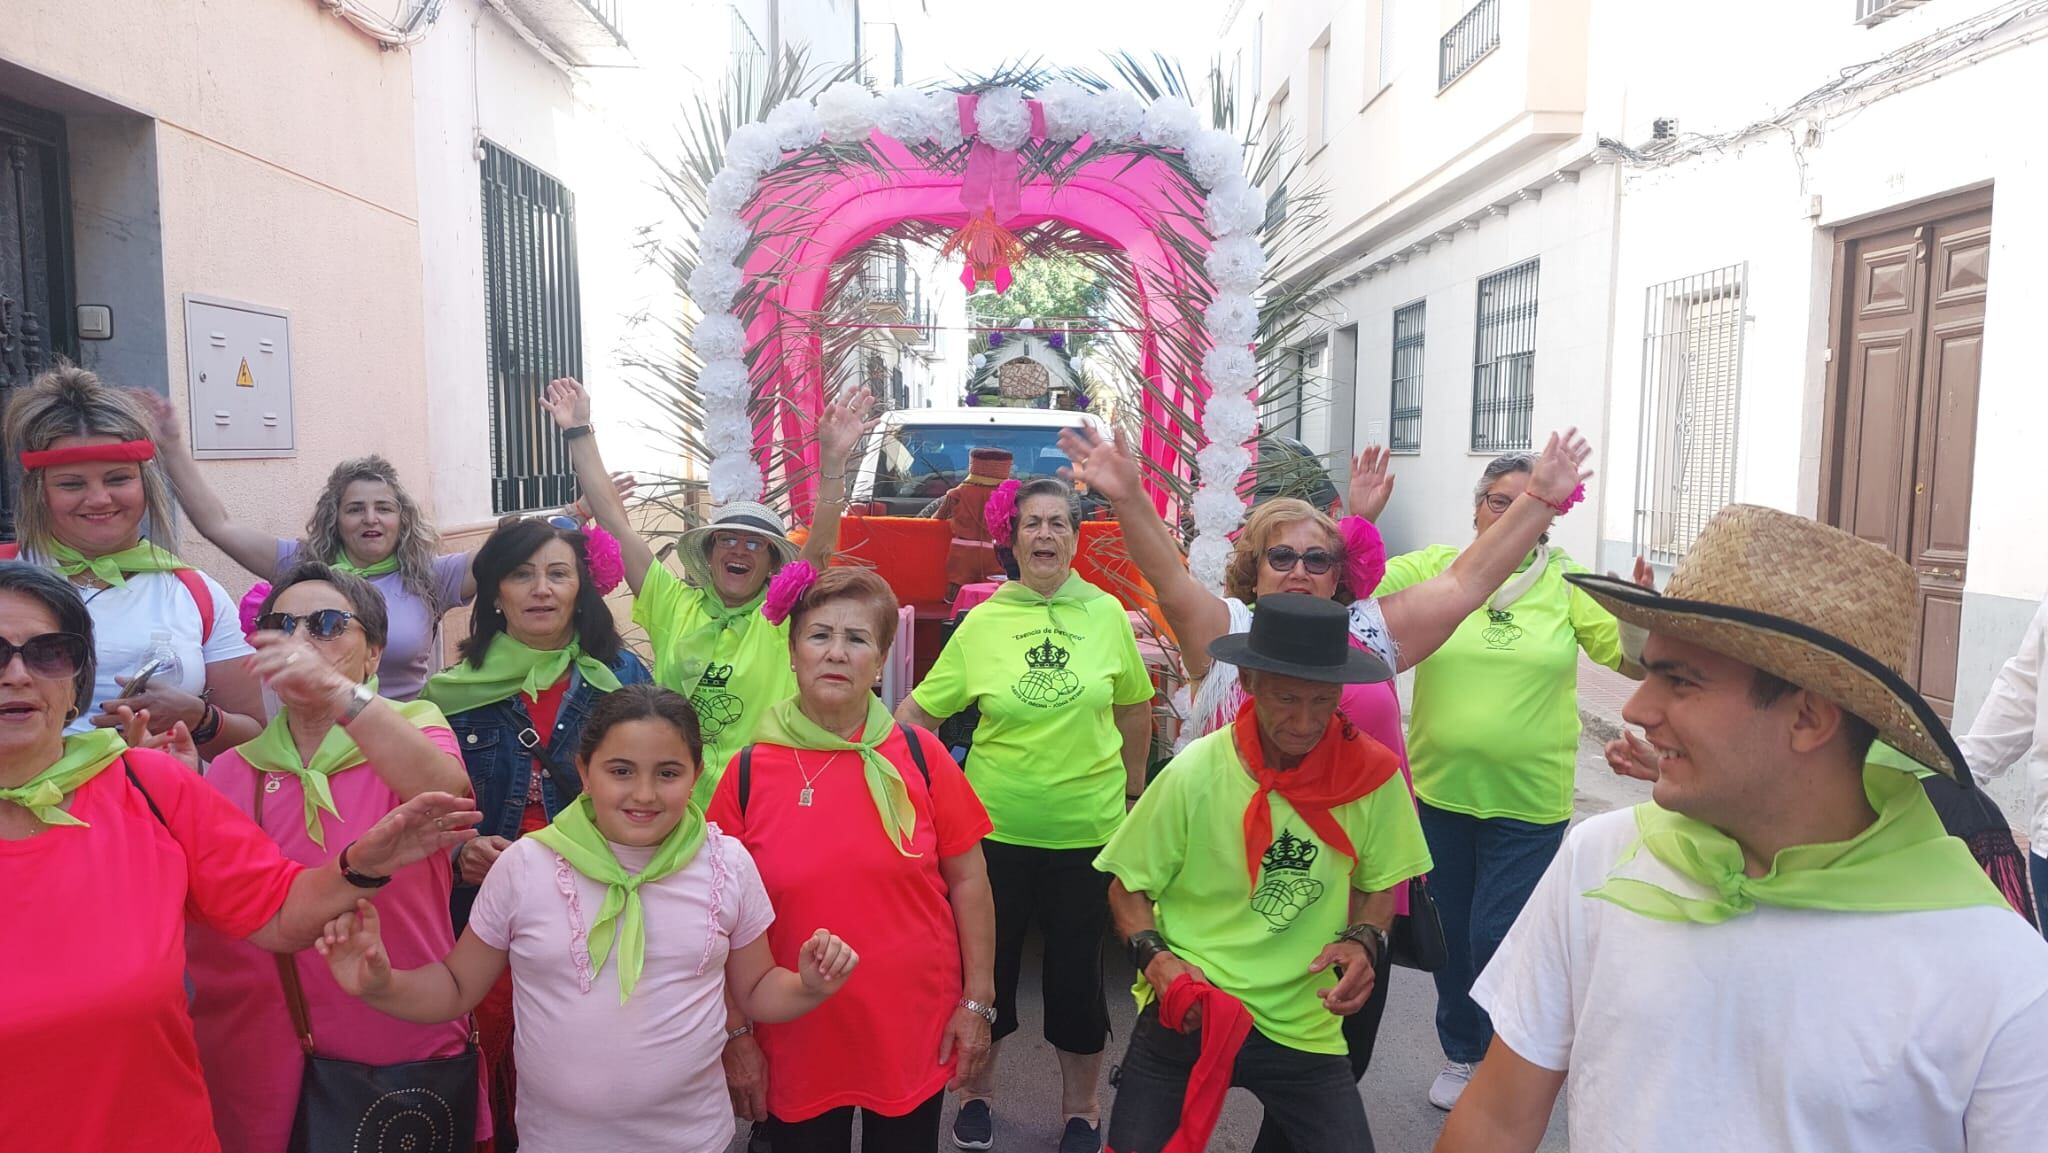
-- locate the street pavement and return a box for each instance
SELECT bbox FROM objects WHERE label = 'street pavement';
[729,663,1654,1152]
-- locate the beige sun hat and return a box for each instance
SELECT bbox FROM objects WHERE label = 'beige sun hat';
[676,501,801,584]
[1565,504,1967,780]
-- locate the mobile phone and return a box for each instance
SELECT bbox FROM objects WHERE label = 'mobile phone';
[120,659,165,700]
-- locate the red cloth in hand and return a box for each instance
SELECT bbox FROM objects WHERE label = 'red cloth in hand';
[1118,974,1255,1153]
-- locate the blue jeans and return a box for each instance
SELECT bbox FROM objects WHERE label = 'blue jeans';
[1417,802,1568,1064]
[2032,852,2048,937]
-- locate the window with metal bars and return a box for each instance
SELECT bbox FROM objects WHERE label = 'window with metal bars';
[1470,259,1537,453]
[1634,264,1746,565]
[482,140,583,514]
[1389,300,1425,453]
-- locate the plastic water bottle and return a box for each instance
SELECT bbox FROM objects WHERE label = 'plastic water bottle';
[142,629,181,691]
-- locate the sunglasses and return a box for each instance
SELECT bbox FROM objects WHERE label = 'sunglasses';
[0,632,88,679]
[1264,546,1339,575]
[258,610,357,641]
[712,533,767,554]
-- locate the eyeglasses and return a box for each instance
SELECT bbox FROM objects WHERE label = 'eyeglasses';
[0,632,88,679]
[1479,493,1517,515]
[257,610,357,641]
[712,533,767,554]
[1264,546,1338,575]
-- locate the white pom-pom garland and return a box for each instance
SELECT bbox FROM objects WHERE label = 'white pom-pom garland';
[1089,89,1144,142]
[697,212,751,265]
[1202,344,1258,396]
[1187,533,1235,591]
[926,91,965,148]
[878,87,935,143]
[1203,393,1259,446]
[1205,234,1266,293]
[687,261,743,312]
[1205,292,1260,347]
[1205,177,1266,238]
[690,314,747,363]
[708,454,765,506]
[696,358,750,402]
[816,81,880,141]
[973,86,1032,152]
[1037,80,1092,141]
[706,168,758,216]
[722,123,783,179]
[765,98,824,152]
[1185,128,1245,191]
[1140,98,1201,150]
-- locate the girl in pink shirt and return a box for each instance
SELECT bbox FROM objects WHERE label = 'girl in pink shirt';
[318,685,860,1153]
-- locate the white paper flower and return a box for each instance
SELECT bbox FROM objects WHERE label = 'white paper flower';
[1188,533,1233,592]
[1205,177,1266,238]
[1202,344,1257,396]
[696,356,750,401]
[1193,485,1249,531]
[816,81,880,141]
[1205,234,1266,293]
[1185,128,1244,191]
[924,90,965,148]
[697,212,752,266]
[1205,292,1260,347]
[1196,442,1252,485]
[708,455,764,505]
[722,122,784,179]
[973,86,1032,151]
[1088,88,1143,142]
[1140,97,1200,150]
[688,261,743,312]
[877,87,933,143]
[765,98,824,152]
[1203,393,1259,445]
[704,411,754,456]
[1037,79,1092,141]
[706,168,758,216]
[690,315,747,363]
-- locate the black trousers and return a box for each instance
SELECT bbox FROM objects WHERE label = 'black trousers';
[746,1091,945,1153]
[1246,946,1394,1153]
[984,838,1112,1053]
[1106,1005,1374,1153]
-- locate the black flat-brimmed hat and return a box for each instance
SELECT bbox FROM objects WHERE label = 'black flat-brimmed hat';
[1566,504,1968,781]
[1207,593,1391,685]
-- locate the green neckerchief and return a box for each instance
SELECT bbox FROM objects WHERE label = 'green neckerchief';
[47,540,190,588]
[751,694,918,858]
[674,590,767,694]
[235,678,447,847]
[1585,762,2010,923]
[528,793,706,1003]
[987,571,1104,630]
[0,729,128,828]
[331,552,401,578]
[419,634,623,717]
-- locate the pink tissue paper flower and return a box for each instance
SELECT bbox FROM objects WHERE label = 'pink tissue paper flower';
[762,559,819,625]
[582,522,626,595]
[1339,517,1388,599]
[239,581,272,642]
[983,478,1022,544]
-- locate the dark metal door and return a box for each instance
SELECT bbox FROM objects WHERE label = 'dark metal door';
[0,96,75,539]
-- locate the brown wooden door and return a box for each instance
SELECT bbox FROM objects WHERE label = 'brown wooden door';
[1822,190,1992,720]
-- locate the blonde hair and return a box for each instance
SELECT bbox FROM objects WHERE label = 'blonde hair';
[1223,497,1347,604]
[300,455,445,612]
[3,362,179,556]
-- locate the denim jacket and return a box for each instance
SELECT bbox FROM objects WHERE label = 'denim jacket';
[446,649,651,929]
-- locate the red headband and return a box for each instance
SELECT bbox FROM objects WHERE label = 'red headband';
[19,440,157,470]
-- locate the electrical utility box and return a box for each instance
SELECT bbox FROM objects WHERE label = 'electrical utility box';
[183,295,295,459]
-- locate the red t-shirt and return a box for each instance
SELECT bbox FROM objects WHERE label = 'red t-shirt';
[519,677,571,835]
[0,749,302,1153]
[707,724,993,1119]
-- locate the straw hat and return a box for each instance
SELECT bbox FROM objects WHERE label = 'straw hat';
[676,501,800,583]
[1565,504,1966,780]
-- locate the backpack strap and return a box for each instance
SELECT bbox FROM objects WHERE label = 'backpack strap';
[736,744,756,817]
[0,543,213,644]
[896,722,931,786]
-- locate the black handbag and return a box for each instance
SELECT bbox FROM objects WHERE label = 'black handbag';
[257,775,480,1153]
[1388,873,1449,972]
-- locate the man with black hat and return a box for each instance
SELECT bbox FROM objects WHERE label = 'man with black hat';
[1437,505,2048,1153]
[1096,594,1431,1152]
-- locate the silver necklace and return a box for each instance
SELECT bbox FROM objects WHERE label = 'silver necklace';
[794,749,838,807]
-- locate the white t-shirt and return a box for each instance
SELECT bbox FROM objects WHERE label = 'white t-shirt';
[468,827,774,1153]
[1473,807,2048,1153]
[67,567,252,733]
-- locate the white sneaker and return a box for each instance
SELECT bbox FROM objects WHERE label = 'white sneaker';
[1428,1061,1476,1111]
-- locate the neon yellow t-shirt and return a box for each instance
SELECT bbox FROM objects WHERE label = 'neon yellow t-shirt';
[633,561,795,805]
[911,574,1154,849]
[1094,724,1433,1054]
[1375,545,1622,824]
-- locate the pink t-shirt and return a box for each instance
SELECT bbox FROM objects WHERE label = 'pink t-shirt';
[184,728,489,1153]
[467,827,774,1153]
[0,749,301,1153]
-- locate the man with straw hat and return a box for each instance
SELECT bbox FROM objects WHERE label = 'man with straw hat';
[1098,594,1432,1152]
[1436,505,2048,1153]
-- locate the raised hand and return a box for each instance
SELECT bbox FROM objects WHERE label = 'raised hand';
[114,706,200,772]
[1632,555,1655,590]
[133,389,183,446]
[1605,728,1662,783]
[1527,427,1594,508]
[1058,425,1143,505]
[540,376,593,431]
[796,928,859,997]
[347,791,482,880]
[1347,444,1397,522]
[570,472,638,521]
[818,385,880,467]
[246,631,355,722]
[316,899,393,996]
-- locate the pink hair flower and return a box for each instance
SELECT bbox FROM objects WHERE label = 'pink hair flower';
[1339,517,1388,598]
[1549,482,1588,516]
[582,522,626,595]
[983,478,1022,544]
[239,581,272,642]
[762,559,819,625]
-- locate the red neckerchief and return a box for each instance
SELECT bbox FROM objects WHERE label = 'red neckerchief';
[1232,696,1399,893]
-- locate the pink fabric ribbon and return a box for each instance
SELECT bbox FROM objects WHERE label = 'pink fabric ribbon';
[955,94,1048,225]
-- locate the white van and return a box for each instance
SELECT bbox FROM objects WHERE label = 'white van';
[849,407,1110,517]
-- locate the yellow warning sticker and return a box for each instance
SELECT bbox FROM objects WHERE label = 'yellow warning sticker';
[235,358,255,388]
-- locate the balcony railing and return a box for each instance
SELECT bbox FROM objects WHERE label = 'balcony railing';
[1439,0,1500,91]
[1856,0,1928,25]
[499,0,629,66]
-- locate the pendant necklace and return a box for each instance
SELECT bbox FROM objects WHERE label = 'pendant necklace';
[794,749,836,807]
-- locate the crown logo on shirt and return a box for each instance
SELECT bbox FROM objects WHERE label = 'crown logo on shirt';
[699,663,735,688]
[1024,637,1070,670]
[1261,830,1319,875]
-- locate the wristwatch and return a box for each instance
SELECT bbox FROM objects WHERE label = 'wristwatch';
[1337,922,1389,967]
[958,998,997,1025]
[1127,929,1171,973]
[336,681,375,727]
[562,424,594,441]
